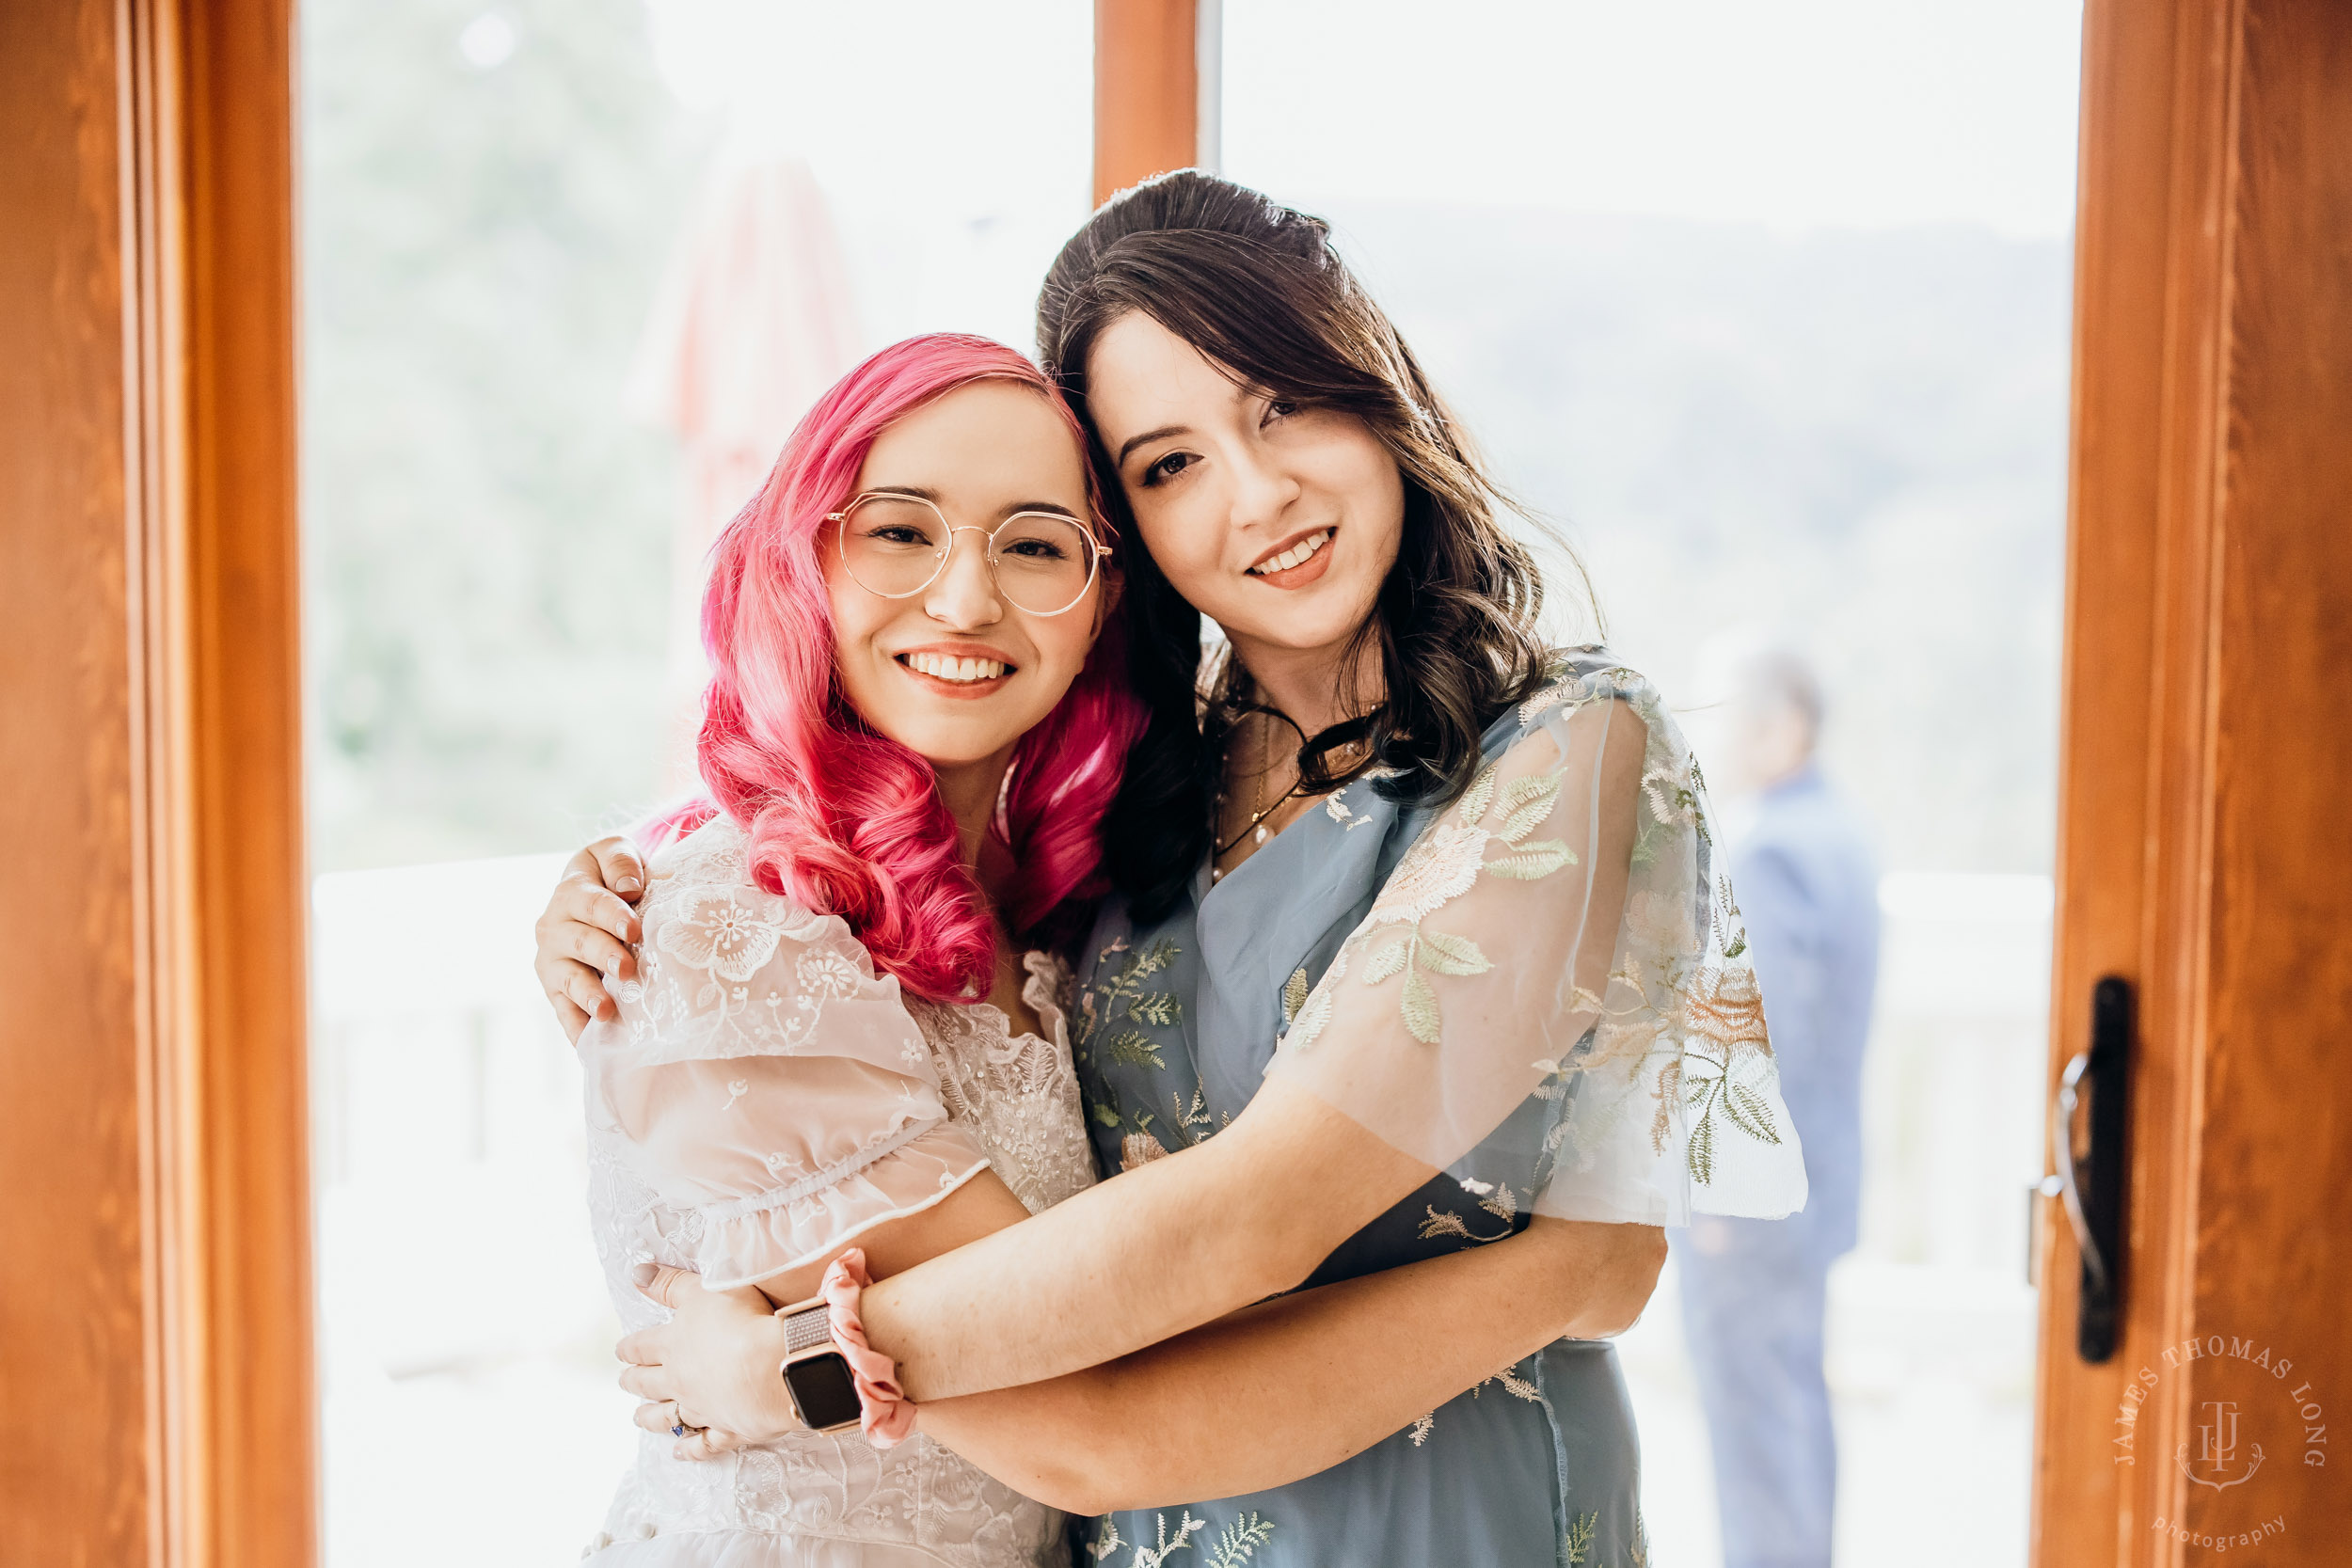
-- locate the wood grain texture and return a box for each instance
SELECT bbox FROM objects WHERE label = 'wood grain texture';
[2036,0,2352,1561]
[1,1,311,1562]
[1093,0,1198,207]
[0,0,152,1560]
[2184,0,2352,1548]
[2035,0,2235,1560]
[176,0,317,1557]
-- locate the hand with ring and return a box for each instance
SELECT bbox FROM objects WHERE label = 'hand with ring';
[617,1265,799,1461]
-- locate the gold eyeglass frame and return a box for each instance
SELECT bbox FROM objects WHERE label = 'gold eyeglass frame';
[826,491,1110,618]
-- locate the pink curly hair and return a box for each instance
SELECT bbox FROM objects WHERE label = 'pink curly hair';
[651,334,1144,1004]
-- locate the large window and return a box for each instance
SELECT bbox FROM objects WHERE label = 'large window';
[300,3,1089,1560]
[302,3,2078,1560]
[1220,2,2082,1561]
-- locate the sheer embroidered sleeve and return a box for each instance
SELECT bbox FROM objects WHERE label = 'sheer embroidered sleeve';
[577,819,990,1291]
[1267,667,1810,1226]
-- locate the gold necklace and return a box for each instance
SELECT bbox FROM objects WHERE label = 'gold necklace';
[1212,714,1305,870]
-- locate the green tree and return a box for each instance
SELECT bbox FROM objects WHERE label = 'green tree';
[303,0,705,868]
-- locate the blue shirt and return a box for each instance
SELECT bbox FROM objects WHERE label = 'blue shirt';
[1731,766,1880,1259]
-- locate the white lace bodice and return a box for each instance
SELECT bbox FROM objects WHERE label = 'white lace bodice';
[579,817,1098,1567]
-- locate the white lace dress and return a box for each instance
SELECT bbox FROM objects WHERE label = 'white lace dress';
[576,816,1099,1568]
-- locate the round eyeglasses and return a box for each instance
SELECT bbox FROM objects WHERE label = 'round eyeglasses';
[829,492,1106,618]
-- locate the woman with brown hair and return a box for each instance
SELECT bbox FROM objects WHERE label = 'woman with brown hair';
[538,172,1805,1566]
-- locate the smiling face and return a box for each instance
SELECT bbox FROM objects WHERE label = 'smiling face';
[1086,311,1404,674]
[824,378,1106,774]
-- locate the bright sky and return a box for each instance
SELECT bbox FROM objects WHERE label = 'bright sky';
[1222,0,2085,237]
[642,0,1094,214]
[640,0,2084,239]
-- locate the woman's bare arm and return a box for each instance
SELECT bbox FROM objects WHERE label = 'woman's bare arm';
[914,1215,1665,1515]
[621,1198,1664,1504]
[611,1161,1034,1443]
[864,1080,1429,1401]
[620,1082,1662,1458]
[612,1086,1415,1433]
[858,706,1646,1402]
[593,705,1651,1429]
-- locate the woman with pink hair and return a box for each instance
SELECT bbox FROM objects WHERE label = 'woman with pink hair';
[564,331,1142,1564]
[547,171,1809,1568]
[567,331,1690,1567]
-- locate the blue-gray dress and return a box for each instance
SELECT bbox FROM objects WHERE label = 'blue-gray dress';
[1067,653,1808,1568]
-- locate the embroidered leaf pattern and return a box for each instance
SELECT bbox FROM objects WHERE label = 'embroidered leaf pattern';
[1496,1367,1542,1402]
[1082,937,1183,1070]
[1519,676,1588,724]
[1122,938,1180,980]
[1281,946,1345,1051]
[1104,1029,1167,1071]
[1262,654,1801,1305]
[1724,1081,1784,1145]
[1286,977,1336,1048]
[1470,1364,1545,1402]
[1715,873,1750,958]
[1415,927,1491,976]
[1456,761,1501,824]
[1486,839,1576,879]
[1058,655,1800,1568]
[1494,773,1564,843]
[1360,938,1411,987]
[1401,966,1441,1043]
[1128,993,1181,1026]
[1127,1510,1205,1568]
[1204,1513,1274,1568]
[1418,1200,1513,1245]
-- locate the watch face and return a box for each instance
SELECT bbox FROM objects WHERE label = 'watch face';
[783,1350,863,1433]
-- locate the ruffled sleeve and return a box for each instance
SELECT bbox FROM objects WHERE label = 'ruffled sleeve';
[578,818,990,1291]
[1267,666,1809,1227]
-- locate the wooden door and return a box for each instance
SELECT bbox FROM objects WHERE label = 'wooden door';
[2033,0,2352,1560]
[1092,0,1207,204]
[8,0,2348,1562]
[0,1,311,1563]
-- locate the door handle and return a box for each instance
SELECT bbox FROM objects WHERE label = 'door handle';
[2051,974,2133,1363]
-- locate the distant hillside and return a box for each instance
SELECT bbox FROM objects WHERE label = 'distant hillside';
[1318,204,2072,873]
[302,0,702,870]
[302,10,2071,888]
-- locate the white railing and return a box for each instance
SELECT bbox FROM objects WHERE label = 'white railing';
[310,857,2054,1567]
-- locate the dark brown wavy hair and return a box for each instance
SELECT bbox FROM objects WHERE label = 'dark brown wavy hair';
[1037,170,1587,921]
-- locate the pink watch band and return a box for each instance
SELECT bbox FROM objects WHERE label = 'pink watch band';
[819,1247,915,1446]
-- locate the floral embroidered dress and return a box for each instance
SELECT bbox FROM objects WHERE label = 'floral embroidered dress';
[1073,651,1808,1568]
[577,815,1098,1568]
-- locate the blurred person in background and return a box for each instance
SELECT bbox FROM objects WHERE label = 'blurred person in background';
[1676,635,1880,1568]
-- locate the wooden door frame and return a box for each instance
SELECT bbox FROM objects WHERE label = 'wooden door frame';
[2035,0,2351,1561]
[2032,0,2220,1554]
[0,4,1179,1559]
[0,1,310,1562]
[1092,0,1209,206]
[11,0,2340,1561]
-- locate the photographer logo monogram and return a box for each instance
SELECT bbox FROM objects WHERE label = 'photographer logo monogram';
[2118,1332,2328,1553]
[2187,1398,2259,1490]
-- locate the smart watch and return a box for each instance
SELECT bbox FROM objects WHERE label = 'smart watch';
[776,1299,864,1433]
